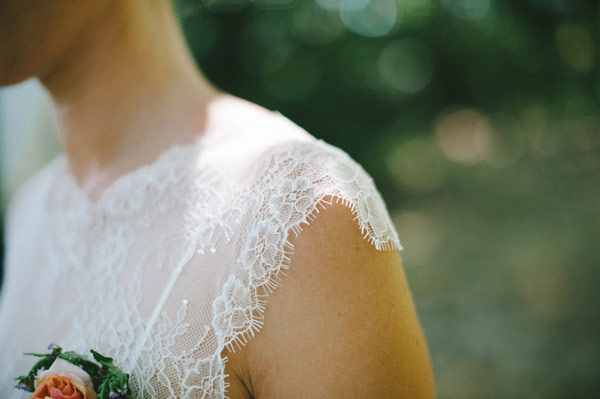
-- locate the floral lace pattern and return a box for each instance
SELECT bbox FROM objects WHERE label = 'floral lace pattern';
[212,141,402,360]
[0,126,401,399]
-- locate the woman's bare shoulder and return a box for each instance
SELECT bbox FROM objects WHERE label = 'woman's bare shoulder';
[227,201,435,399]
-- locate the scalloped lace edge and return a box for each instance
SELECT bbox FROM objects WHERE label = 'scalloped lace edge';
[222,193,402,399]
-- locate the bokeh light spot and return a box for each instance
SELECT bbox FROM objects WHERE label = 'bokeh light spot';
[435,108,494,164]
[555,23,595,73]
[377,37,434,94]
[339,0,400,38]
[386,135,444,193]
[339,0,369,12]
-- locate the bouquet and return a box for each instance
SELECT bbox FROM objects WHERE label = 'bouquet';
[14,343,131,399]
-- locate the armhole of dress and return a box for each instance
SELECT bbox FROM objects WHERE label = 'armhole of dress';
[214,141,402,399]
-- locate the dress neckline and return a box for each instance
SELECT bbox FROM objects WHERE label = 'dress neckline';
[54,133,205,213]
[49,105,289,215]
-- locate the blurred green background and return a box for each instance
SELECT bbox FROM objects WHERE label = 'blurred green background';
[2,0,600,397]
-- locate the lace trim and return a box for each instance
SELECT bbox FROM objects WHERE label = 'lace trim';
[54,134,204,213]
[211,141,402,398]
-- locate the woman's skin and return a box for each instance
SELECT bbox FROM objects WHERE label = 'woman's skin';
[1,1,435,397]
[1,0,224,201]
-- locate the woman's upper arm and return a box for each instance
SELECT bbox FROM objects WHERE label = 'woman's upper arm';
[242,202,435,398]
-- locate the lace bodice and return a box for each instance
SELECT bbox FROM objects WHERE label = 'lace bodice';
[0,111,402,398]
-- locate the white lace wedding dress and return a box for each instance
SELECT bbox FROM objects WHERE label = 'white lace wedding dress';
[0,110,402,398]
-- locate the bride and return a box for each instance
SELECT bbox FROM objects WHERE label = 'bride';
[0,1,435,398]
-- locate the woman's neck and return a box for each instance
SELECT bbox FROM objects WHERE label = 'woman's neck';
[41,1,221,198]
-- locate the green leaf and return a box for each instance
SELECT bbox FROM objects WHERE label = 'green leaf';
[14,345,62,392]
[91,350,132,399]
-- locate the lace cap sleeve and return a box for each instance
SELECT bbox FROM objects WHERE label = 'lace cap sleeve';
[213,139,402,355]
[254,139,401,250]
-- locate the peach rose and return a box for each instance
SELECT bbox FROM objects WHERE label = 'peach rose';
[31,358,96,399]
